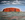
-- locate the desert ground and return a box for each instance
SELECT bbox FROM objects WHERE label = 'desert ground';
[0,11,25,20]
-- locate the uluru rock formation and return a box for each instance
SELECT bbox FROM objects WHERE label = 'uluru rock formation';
[3,7,20,12]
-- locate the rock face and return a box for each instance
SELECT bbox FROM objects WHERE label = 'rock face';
[3,8,20,12]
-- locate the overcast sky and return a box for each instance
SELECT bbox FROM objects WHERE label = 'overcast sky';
[0,0,25,11]
[0,0,25,5]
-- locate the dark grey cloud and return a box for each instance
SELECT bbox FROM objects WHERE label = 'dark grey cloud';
[0,0,25,5]
[18,0,25,1]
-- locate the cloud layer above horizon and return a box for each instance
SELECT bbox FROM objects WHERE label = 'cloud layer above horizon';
[1,0,25,5]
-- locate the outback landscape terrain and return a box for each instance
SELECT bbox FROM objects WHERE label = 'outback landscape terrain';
[0,11,25,20]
